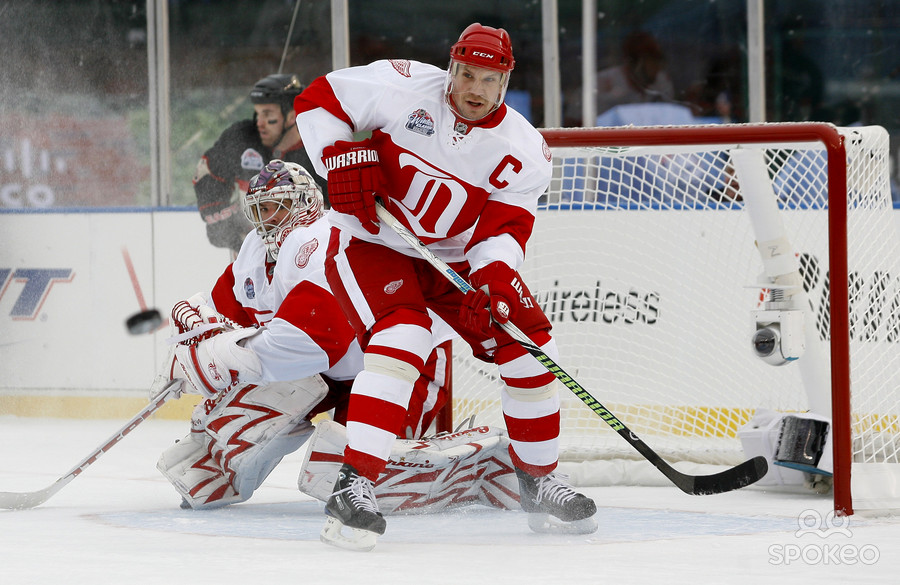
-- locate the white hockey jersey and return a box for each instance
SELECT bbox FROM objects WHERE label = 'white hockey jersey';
[207,210,455,384]
[208,211,363,384]
[295,59,553,273]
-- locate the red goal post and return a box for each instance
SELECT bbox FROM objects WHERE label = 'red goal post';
[447,122,900,516]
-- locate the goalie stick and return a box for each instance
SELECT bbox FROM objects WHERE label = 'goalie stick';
[0,379,183,510]
[374,201,768,496]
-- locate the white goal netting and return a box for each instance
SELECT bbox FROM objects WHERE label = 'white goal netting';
[451,124,900,506]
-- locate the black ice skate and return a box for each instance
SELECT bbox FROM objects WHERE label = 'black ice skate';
[320,463,386,551]
[516,468,598,534]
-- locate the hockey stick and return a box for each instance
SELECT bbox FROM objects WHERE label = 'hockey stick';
[0,379,183,510]
[374,201,768,495]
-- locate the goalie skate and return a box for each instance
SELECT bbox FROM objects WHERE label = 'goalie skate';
[516,469,598,535]
[320,463,386,552]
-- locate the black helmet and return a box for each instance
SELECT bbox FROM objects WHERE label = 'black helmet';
[249,74,303,115]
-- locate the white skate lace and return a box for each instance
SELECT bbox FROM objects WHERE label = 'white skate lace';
[335,474,380,514]
[535,473,576,506]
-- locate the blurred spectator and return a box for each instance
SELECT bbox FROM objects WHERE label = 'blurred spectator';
[595,31,675,117]
[685,46,744,123]
[192,74,327,255]
[707,162,743,204]
[774,22,826,122]
[595,102,694,127]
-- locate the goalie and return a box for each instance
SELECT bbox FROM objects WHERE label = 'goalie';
[158,159,516,513]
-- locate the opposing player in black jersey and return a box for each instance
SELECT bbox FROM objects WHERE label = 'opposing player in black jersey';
[193,74,327,254]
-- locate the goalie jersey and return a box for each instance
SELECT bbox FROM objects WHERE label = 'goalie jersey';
[205,210,454,424]
[207,210,363,385]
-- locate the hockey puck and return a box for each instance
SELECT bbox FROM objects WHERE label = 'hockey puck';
[126,308,163,335]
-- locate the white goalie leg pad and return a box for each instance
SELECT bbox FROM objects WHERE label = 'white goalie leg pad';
[174,327,263,397]
[203,377,327,498]
[157,432,243,509]
[299,420,519,514]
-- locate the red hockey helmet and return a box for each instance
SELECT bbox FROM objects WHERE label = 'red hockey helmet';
[446,24,515,122]
[449,23,515,73]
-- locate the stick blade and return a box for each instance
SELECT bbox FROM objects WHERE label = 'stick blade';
[673,456,769,496]
[0,485,57,510]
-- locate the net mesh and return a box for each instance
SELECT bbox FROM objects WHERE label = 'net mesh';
[451,125,900,472]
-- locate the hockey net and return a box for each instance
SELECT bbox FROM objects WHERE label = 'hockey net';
[450,123,900,514]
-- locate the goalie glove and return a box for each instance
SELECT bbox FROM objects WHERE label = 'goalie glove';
[148,344,187,401]
[148,293,229,401]
[321,139,381,234]
[460,261,521,336]
[169,293,233,346]
[174,327,263,398]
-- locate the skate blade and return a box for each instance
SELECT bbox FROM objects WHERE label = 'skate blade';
[527,512,599,535]
[319,515,379,552]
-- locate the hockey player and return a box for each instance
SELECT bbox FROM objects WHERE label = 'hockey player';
[158,160,458,510]
[294,23,598,550]
[192,74,327,254]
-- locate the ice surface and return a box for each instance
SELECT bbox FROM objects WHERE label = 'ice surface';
[1,416,898,584]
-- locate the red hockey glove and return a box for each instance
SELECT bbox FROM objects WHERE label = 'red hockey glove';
[321,139,381,235]
[460,261,521,336]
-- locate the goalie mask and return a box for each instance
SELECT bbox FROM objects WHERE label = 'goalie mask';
[445,23,515,122]
[242,160,324,261]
